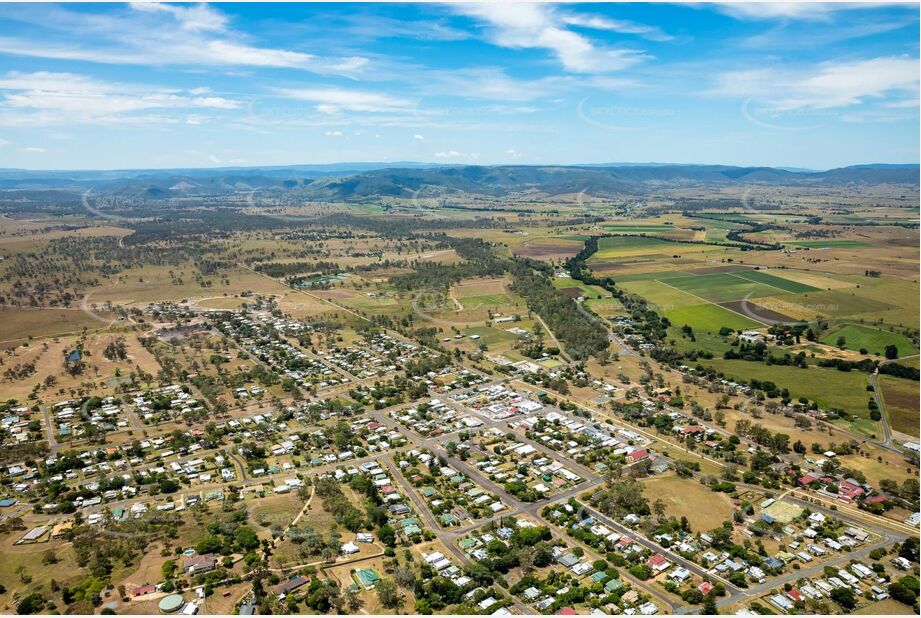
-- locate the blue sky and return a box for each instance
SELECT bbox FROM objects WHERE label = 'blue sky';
[0,2,917,170]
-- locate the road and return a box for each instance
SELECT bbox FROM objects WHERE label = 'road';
[869,354,919,450]
[373,386,919,614]
[40,404,59,456]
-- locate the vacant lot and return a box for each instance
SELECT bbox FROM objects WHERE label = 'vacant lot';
[854,599,917,615]
[643,475,734,532]
[453,277,508,298]
[585,297,626,318]
[0,308,115,342]
[878,375,920,438]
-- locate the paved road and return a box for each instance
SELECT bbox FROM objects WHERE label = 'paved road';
[869,354,919,451]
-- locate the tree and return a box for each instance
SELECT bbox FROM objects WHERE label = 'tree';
[345,588,361,613]
[376,577,400,610]
[379,524,396,547]
[16,593,44,615]
[235,526,260,551]
[393,564,415,590]
[830,587,856,610]
[889,581,917,606]
[652,498,667,522]
[885,344,899,360]
[702,594,719,615]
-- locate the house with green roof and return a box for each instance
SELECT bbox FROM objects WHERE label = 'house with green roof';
[355,568,380,589]
[604,578,624,593]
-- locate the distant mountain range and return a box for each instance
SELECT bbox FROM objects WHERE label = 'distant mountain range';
[0,162,916,198]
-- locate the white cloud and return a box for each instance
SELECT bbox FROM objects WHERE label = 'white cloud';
[324,130,343,136]
[130,3,230,33]
[713,2,896,21]
[561,13,673,42]
[506,148,523,159]
[276,87,414,114]
[456,4,649,73]
[0,71,240,126]
[0,4,364,76]
[434,150,462,158]
[24,146,44,152]
[413,134,424,140]
[711,56,919,110]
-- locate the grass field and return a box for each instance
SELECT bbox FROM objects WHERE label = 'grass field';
[878,375,920,438]
[768,288,895,318]
[820,324,918,356]
[661,272,790,303]
[642,474,734,533]
[853,599,917,615]
[589,235,725,261]
[0,308,116,342]
[619,280,703,311]
[463,325,520,346]
[701,359,873,429]
[551,276,611,298]
[585,296,626,318]
[664,303,762,332]
[452,278,508,299]
[729,270,820,294]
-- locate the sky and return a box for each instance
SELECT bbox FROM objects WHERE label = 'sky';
[0,2,917,170]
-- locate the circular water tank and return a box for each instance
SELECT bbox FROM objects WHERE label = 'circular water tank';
[158,595,184,613]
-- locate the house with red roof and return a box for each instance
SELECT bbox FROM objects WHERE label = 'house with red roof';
[797,473,820,486]
[837,481,865,502]
[628,449,649,463]
[648,553,671,573]
[698,582,714,596]
[132,584,158,597]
